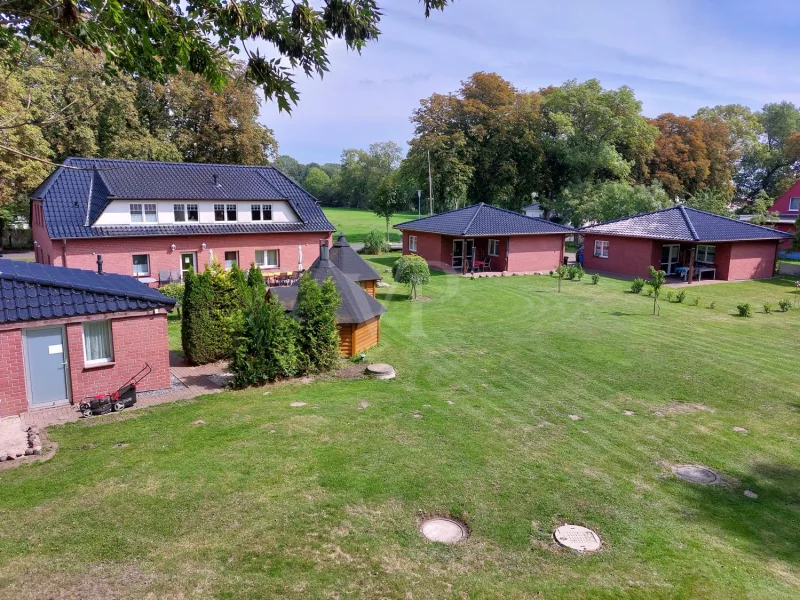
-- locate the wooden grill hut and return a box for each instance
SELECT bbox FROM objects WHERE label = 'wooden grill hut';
[329,233,381,297]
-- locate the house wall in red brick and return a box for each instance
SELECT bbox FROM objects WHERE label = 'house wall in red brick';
[55,232,330,282]
[507,235,565,272]
[31,200,60,266]
[583,235,659,278]
[774,223,796,251]
[403,231,448,270]
[769,179,800,214]
[726,240,779,281]
[0,330,28,418]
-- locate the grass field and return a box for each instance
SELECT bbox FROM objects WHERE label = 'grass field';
[2,259,800,599]
[322,207,420,243]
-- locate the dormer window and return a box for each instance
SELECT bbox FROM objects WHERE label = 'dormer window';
[213,204,237,222]
[174,203,199,223]
[251,204,273,221]
[130,203,157,223]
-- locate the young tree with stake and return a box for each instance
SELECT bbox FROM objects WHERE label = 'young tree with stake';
[648,265,666,316]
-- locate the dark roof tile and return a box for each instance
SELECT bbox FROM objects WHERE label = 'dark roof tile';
[329,233,381,282]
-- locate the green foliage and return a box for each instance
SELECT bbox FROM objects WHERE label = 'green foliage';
[246,263,267,302]
[566,180,670,226]
[693,297,701,306]
[666,291,674,302]
[778,299,792,312]
[303,167,333,200]
[392,255,431,300]
[158,282,185,307]
[230,295,299,388]
[294,274,341,375]
[736,302,752,317]
[708,301,717,309]
[763,302,772,314]
[566,265,584,280]
[363,228,388,255]
[684,188,731,216]
[648,266,667,316]
[645,286,654,297]
[630,278,646,294]
[591,273,600,284]
[373,172,408,242]
[675,290,687,303]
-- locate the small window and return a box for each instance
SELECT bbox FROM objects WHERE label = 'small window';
[226,204,237,221]
[132,254,150,276]
[255,249,279,268]
[83,320,113,364]
[144,203,157,223]
[594,240,609,258]
[409,235,418,252]
[251,204,273,221]
[187,203,199,221]
[130,203,143,223]
[224,251,239,270]
[696,245,716,264]
[488,239,500,256]
[174,204,186,222]
[790,198,800,211]
[214,204,225,221]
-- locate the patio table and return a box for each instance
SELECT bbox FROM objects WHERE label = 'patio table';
[695,266,716,281]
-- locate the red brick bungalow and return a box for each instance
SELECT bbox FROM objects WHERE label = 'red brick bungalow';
[765,179,800,251]
[30,158,335,283]
[581,206,792,282]
[394,203,575,274]
[0,258,175,418]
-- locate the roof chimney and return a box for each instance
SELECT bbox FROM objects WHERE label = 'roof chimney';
[212,173,218,186]
[96,254,103,274]
[320,240,330,261]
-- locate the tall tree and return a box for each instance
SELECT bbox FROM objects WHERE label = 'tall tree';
[303,167,333,200]
[373,172,408,242]
[275,156,310,183]
[683,188,731,216]
[565,181,670,225]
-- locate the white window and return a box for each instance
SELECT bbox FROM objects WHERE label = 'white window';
[790,198,799,211]
[594,240,609,258]
[251,204,273,221]
[224,251,239,269]
[215,204,237,222]
[144,203,157,223]
[174,204,186,222]
[83,320,113,364]
[226,204,237,221]
[696,245,716,264]
[130,203,143,223]
[488,239,500,256]
[255,249,279,268]
[132,254,150,276]
[187,203,199,221]
[409,235,418,252]
[214,204,225,221]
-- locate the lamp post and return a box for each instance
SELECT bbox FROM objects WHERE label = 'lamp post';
[417,190,422,217]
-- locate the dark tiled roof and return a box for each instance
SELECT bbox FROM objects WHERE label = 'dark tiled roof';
[0,259,176,324]
[580,206,793,242]
[329,233,380,282]
[271,257,386,325]
[32,158,335,239]
[394,203,575,236]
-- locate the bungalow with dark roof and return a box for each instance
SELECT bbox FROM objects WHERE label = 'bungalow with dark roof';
[30,158,335,284]
[394,203,575,274]
[0,258,176,418]
[580,206,792,282]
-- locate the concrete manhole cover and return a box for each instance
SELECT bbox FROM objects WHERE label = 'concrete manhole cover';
[553,524,602,552]
[672,464,719,485]
[366,363,396,380]
[419,517,468,544]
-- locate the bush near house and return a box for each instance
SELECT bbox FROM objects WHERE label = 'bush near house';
[393,254,431,300]
[362,228,388,255]
[295,273,341,375]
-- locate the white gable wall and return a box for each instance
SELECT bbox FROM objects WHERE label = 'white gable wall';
[93,200,301,226]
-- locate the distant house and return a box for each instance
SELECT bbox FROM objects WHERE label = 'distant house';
[329,233,381,297]
[521,203,544,218]
[394,203,574,274]
[766,180,800,251]
[0,258,175,418]
[581,206,791,282]
[30,158,335,284]
[270,242,386,358]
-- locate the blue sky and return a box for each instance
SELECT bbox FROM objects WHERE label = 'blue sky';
[259,0,800,164]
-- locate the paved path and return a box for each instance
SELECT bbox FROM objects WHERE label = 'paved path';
[21,352,229,429]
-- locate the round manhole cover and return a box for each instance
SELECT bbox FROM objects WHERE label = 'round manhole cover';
[672,464,719,485]
[366,363,396,380]
[419,517,468,544]
[553,524,602,552]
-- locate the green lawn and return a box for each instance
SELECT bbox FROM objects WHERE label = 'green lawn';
[322,207,420,243]
[2,260,800,599]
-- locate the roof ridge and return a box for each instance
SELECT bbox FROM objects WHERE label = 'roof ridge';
[579,205,681,231]
[83,167,95,227]
[462,202,484,235]
[683,206,794,236]
[678,205,700,240]
[394,203,481,229]
[65,156,281,170]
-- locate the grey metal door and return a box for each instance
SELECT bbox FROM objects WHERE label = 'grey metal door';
[24,327,69,406]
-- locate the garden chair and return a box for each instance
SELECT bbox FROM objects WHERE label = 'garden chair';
[158,270,171,286]
[170,268,181,283]
[482,257,492,272]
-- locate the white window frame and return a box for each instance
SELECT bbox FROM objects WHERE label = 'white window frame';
[789,197,799,211]
[187,203,199,222]
[132,254,150,276]
[408,235,418,252]
[594,240,609,258]
[144,203,157,223]
[696,244,716,264]
[82,320,114,365]
[130,203,143,223]
[226,204,237,222]
[255,249,279,268]
[214,204,226,222]
[488,239,500,256]
[224,251,239,270]
[251,204,273,221]
[173,203,186,222]
[215,204,238,222]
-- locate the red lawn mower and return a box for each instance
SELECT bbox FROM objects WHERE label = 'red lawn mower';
[79,363,152,417]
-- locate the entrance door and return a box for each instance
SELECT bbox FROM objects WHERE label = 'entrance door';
[23,326,69,407]
[465,239,475,270]
[452,239,466,270]
[661,244,680,274]
[181,252,197,280]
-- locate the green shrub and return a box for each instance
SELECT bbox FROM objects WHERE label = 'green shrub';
[393,254,431,300]
[630,278,645,294]
[708,301,716,310]
[363,228,387,255]
[295,273,341,375]
[763,302,772,314]
[675,290,687,303]
[566,265,577,280]
[591,273,600,285]
[778,299,792,312]
[158,282,185,306]
[736,302,752,317]
[246,262,267,300]
[693,297,701,306]
[574,265,585,281]
[666,291,674,302]
[230,295,298,388]
[645,285,653,297]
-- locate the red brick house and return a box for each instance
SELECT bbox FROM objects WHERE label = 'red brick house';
[394,203,575,274]
[30,158,335,283]
[765,179,800,251]
[581,206,792,282]
[0,259,176,418]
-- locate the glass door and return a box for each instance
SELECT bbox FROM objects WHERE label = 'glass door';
[660,244,680,274]
[452,239,465,270]
[181,252,197,280]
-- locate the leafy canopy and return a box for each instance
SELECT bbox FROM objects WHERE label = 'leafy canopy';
[392,255,431,300]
